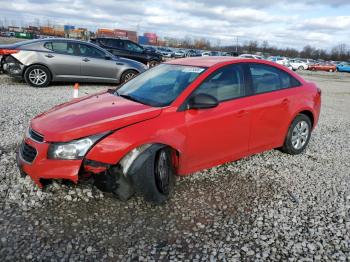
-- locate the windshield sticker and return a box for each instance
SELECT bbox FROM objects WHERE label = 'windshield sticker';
[182,67,205,73]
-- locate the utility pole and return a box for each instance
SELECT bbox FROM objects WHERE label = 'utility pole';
[235,36,239,54]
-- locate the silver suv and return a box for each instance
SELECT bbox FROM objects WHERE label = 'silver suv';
[0,38,147,87]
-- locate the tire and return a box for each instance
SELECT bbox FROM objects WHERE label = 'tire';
[148,60,159,68]
[120,69,138,84]
[129,146,176,204]
[329,69,334,72]
[24,65,51,87]
[281,114,312,155]
[298,66,304,70]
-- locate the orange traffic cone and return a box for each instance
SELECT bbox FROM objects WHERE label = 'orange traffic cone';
[73,83,79,98]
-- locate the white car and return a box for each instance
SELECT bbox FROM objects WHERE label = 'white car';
[289,59,308,70]
[269,56,290,66]
[201,51,211,56]
[239,54,263,59]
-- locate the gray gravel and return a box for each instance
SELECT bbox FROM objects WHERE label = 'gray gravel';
[1,70,350,260]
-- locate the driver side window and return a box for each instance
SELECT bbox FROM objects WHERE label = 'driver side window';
[193,64,246,102]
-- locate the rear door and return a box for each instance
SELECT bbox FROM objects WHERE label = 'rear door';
[42,41,81,78]
[182,64,251,170]
[78,43,120,81]
[246,63,301,151]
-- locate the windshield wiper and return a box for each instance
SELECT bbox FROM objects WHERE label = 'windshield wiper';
[119,94,145,104]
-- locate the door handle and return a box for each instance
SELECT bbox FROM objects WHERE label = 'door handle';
[45,54,54,58]
[236,110,248,118]
[282,98,290,105]
[82,58,90,62]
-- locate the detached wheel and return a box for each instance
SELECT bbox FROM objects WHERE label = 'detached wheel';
[24,65,51,87]
[120,69,138,84]
[281,114,312,155]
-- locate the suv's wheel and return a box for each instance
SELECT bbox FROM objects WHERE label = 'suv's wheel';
[148,60,159,68]
[24,65,51,87]
[120,70,138,84]
[281,114,312,155]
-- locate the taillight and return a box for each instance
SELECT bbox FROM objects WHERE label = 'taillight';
[0,49,19,55]
[317,87,322,95]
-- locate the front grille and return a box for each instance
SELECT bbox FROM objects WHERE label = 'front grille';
[29,128,44,142]
[20,142,37,163]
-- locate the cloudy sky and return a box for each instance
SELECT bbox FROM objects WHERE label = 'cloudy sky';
[0,0,350,49]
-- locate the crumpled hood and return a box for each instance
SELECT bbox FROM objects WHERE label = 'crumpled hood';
[31,92,162,142]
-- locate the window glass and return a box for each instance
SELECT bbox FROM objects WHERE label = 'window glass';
[125,42,143,52]
[117,64,205,107]
[193,64,245,102]
[44,41,77,55]
[249,63,300,94]
[78,44,105,58]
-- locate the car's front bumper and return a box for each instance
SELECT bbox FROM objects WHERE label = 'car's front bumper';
[16,137,81,187]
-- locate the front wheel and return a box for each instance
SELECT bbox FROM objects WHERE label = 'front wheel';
[298,66,304,70]
[24,65,51,87]
[130,146,176,204]
[281,114,312,155]
[120,69,138,84]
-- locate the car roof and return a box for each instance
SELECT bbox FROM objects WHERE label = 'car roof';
[165,56,241,67]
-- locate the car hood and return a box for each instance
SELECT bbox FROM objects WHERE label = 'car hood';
[31,92,162,142]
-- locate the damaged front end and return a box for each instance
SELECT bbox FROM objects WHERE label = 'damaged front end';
[85,144,152,201]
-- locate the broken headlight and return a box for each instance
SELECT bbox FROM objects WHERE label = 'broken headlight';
[48,133,107,160]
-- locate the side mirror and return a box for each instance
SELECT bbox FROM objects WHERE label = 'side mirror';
[187,93,219,110]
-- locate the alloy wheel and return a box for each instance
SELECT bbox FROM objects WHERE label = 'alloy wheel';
[28,68,47,85]
[291,120,309,150]
[124,72,135,82]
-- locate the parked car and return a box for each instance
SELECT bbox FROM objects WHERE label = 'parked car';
[17,57,321,203]
[239,54,263,59]
[308,63,336,72]
[186,49,201,57]
[289,59,308,70]
[0,38,147,87]
[299,58,317,65]
[201,51,211,56]
[336,62,350,72]
[91,37,162,67]
[157,47,174,58]
[174,50,186,58]
[269,56,289,66]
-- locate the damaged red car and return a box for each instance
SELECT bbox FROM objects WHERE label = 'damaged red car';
[17,57,321,203]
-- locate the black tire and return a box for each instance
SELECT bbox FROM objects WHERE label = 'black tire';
[129,146,176,204]
[120,69,138,84]
[298,66,304,70]
[148,60,159,68]
[281,114,312,155]
[24,65,51,87]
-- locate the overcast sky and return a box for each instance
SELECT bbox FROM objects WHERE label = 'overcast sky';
[0,0,350,50]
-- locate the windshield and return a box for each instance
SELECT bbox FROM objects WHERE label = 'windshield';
[116,64,206,107]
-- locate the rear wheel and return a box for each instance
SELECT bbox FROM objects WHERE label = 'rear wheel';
[298,66,304,70]
[120,70,138,84]
[329,69,334,72]
[24,65,51,87]
[148,60,159,68]
[281,114,312,155]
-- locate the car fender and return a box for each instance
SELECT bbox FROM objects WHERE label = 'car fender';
[85,111,186,169]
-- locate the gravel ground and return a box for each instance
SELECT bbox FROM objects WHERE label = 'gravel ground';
[0,70,350,261]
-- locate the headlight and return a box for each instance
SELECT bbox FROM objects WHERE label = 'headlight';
[48,133,107,160]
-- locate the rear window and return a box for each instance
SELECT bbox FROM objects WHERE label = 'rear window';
[249,63,301,94]
[44,41,76,55]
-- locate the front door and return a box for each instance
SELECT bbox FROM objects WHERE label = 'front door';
[182,64,251,171]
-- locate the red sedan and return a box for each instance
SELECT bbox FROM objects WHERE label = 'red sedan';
[17,57,321,203]
[308,63,336,72]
